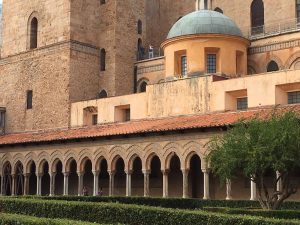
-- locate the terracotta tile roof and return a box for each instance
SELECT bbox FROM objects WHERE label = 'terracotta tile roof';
[0,104,299,146]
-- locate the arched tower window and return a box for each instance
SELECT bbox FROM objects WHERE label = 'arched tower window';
[251,0,264,34]
[214,7,223,14]
[139,81,147,93]
[30,17,38,49]
[137,20,142,34]
[100,49,106,71]
[98,90,108,98]
[267,60,279,72]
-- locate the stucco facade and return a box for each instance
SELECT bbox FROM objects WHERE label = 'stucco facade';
[0,0,300,201]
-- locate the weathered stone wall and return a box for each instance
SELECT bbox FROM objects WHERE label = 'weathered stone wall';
[1,0,70,57]
[0,44,71,133]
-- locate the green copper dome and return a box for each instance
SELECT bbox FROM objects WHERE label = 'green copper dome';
[167,10,243,39]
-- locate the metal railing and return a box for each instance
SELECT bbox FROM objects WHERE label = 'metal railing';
[136,47,163,61]
[242,17,300,40]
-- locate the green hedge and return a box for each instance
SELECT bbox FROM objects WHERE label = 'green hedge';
[22,195,300,210]
[203,207,300,220]
[0,213,104,225]
[1,197,300,225]
[23,195,261,209]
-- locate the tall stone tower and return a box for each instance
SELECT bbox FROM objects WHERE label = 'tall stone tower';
[0,0,101,133]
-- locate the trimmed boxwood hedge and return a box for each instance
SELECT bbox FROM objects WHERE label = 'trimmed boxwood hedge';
[22,195,300,210]
[0,212,104,225]
[1,197,300,225]
[203,207,300,220]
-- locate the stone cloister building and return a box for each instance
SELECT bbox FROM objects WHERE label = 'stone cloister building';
[1,0,300,201]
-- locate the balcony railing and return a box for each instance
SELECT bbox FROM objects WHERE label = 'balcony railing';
[137,47,163,61]
[242,17,300,40]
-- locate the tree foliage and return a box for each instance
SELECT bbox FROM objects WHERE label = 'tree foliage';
[206,110,300,210]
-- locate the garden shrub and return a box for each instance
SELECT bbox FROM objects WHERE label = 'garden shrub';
[0,212,104,225]
[203,207,300,220]
[1,197,300,225]
[22,195,300,210]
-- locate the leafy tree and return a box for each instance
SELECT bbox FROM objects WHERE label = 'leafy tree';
[206,110,300,210]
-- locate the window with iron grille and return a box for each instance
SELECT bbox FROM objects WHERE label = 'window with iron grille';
[92,114,98,125]
[207,54,217,73]
[181,56,187,76]
[237,97,248,110]
[288,91,300,104]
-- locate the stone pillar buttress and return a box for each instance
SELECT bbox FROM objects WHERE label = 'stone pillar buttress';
[24,173,30,195]
[143,170,150,197]
[78,172,84,196]
[162,170,169,198]
[126,170,132,197]
[226,179,232,200]
[182,169,189,198]
[36,173,42,195]
[63,172,69,196]
[11,174,16,196]
[93,171,100,196]
[109,171,115,196]
[250,179,257,201]
[49,172,56,196]
[202,169,210,200]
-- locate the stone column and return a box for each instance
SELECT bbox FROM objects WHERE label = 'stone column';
[182,169,189,198]
[226,179,232,200]
[208,0,212,10]
[93,171,100,196]
[126,170,132,197]
[36,173,42,195]
[24,173,30,195]
[162,170,169,198]
[49,172,56,196]
[11,174,16,196]
[109,171,115,196]
[78,172,84,196]
[250,180,257,201]
[0,175,4,195]
[200,0,205,10]
[63,172,69,196]
[202,169,210,200]
[143,170,150,197]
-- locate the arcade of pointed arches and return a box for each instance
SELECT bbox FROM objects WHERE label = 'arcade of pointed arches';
[0,141,258,200]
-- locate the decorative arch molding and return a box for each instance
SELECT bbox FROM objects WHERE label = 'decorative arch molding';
[63,151,78,173]
[1,153,12,165]
[50,158,63,173]
[37,159,49,174]
[127,153,142,171]
[49,151,64,173]
[93,147,109,171]
[108,146,126,162]
[37,152,50,164]
[137,78,150,93]
[184,151,207,171]
[163,152,182,171]
[24,152,37,168]
[285,51,300,69]
[162,142,182,157]
[12,154,25,174]
[144,152,161,171]
[143,143,162,159]
[126,145,143,159]
[264,55,284,72]
[25,160,36,174]
[109,154,125,172]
